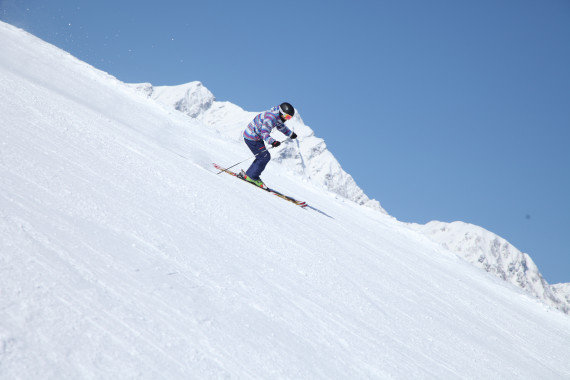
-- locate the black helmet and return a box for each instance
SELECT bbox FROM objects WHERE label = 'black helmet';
[279,102,295,119]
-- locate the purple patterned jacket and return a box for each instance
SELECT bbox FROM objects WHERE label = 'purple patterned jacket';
[243,106,293,145]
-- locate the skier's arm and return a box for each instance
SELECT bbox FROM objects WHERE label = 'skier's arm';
[260,120,276,145]
[276,124,293,138]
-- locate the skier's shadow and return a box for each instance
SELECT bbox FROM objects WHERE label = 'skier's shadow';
[305,204,334,219]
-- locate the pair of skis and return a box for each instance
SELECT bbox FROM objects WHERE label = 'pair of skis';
[213,163,307,208]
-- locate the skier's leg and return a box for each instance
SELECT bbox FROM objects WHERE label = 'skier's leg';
[244,138,271,180]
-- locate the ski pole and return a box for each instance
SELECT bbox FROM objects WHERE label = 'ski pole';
[216,153,258,174]
[216,139,288,174]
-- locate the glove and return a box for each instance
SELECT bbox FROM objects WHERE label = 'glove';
[271,141,281,148]
[290,132,297,140]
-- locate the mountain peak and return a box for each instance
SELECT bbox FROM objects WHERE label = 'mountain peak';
[132,81,215,118]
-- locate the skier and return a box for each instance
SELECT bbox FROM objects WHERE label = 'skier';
[237,102,298,188]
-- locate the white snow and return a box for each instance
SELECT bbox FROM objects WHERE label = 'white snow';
[1,21,570,379]
[411,221,570,314]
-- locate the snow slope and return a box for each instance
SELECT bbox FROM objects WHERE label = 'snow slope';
[2,21,570,379]
[131,81,570,315]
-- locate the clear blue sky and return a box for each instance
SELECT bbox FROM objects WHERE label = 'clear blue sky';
[2,0,569,284]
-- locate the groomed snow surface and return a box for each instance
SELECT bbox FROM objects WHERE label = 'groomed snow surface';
[1,22,570,379]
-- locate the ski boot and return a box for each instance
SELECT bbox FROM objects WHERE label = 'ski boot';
[238,170,267,189]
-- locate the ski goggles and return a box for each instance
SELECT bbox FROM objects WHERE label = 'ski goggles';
[279,105,293,120]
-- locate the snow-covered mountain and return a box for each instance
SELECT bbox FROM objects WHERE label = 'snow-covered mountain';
[2,21,570,379]
[552,283,570,307]
[411,221,570,314]
[129,81,385,212]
